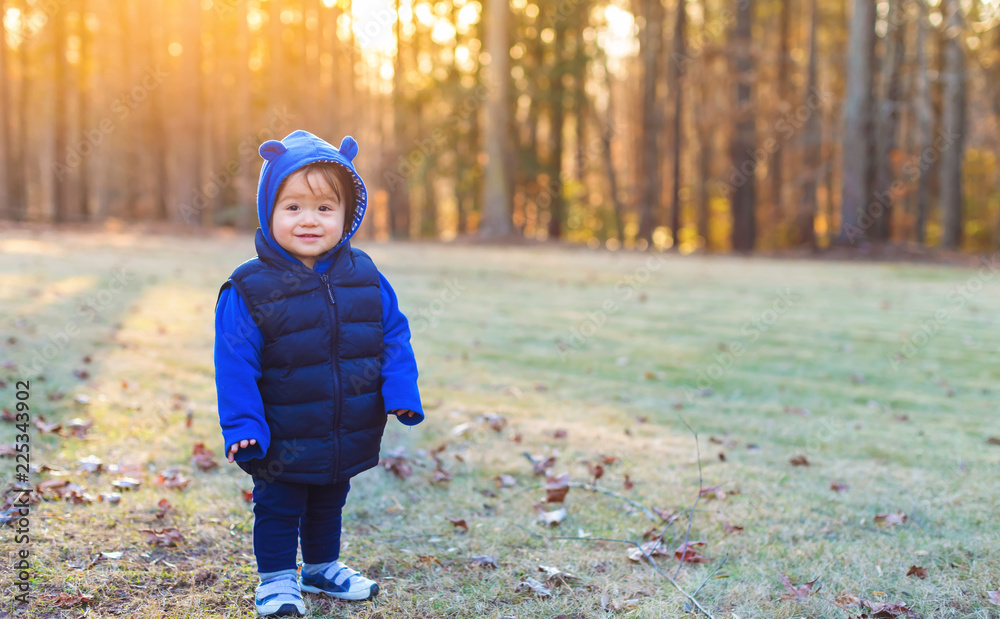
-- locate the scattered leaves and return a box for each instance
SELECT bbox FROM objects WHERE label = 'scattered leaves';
[588,463,604,483]
[674,541,712,564]
[722,521,744,535]
[380,447,413,480]
[537,507,567,527]
[39,592,95,608]
[155,498,174,519]
[469,555,499,569]
[859,600,921,618]
[779,572,819,601]
[601,595,640,612]
[495,474,517,488]
[526,452,557,476]
[874,511,908,526]
[111,476,142,491]
[191,442,218,471]
[515,577,552,598]
[627,540,670,563]
[154,467,192,490]
[538,565,577,587]
[138,527,185,547]
[987,589,1000,607]
[478,413,507,433]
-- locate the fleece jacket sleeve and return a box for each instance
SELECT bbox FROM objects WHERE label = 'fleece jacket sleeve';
[214,284,270,461]
[378,271,424,426]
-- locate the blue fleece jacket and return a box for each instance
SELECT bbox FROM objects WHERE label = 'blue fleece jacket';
[214,130,423,463]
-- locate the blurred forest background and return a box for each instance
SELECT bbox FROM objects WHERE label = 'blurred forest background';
[0,0,998,252]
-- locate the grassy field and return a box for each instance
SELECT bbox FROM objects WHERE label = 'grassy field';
[1,226,999,618]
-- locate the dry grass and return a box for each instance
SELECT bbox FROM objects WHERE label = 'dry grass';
[1,226,999,618]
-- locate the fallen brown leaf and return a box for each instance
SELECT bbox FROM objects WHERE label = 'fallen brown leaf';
[874,511,908,526]
[789,455,810,467]
[675,541,712,564]
[469,555,498,569]
[906,565,927,579]
[779,572,819,601]
[544,473,570,503]
[446,517,468,532]
[138,527,184,547]
[515,577,552,598]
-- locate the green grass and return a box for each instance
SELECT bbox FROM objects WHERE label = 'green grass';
[1,228,999,618]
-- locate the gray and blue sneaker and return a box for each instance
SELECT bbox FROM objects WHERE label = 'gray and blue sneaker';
[255,573,305,616]
[300,561,379,601]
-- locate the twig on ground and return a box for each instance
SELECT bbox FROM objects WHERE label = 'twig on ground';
[673,413,703,581]
[517,524,715,618]
[566,481,660,522]
[691,552,729,598]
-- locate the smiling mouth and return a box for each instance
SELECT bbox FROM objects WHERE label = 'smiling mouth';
[297,234,322,238]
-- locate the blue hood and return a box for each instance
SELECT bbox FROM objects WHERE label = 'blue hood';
[255,130,369,273]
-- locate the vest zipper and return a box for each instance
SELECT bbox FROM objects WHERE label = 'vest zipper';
[319,272,342,482]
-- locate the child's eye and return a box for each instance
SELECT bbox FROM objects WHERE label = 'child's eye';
[286,204,298,210]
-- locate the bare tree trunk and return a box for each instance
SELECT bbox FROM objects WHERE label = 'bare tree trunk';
[235,0,253,230]
[599,53,626,244]
[873,0,905,242]
[9,0,29,221]
[76,0,92,220]
[797,0,821,248]
[182,0,205,226]
[547,19,567,241]
[480,0,513,237]
[838,0,876,244]
[669,0,686,249]
[939,0,965,249]
[913,0,932,245]
[387,0,411,239]
[145,0,168,221]
[638,0,665,245]
[0,0,9,219]
[729,0,756,251]
[771,0,791,231]
[52,4,69,222]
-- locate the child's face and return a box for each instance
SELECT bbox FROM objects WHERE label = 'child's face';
[271,169,346,269]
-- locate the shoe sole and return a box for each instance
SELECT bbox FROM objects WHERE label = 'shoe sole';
[300,582,379,601]
[256,601,304,617]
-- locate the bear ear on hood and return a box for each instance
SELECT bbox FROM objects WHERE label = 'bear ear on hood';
[338,136,359,162]
[259,140,287,161]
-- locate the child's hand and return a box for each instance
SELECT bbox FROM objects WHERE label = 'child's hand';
[228,438,258,463]
[390,409,417,419]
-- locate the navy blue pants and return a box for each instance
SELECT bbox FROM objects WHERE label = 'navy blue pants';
[251,476,351,573]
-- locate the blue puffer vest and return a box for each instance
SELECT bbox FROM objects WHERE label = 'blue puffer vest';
[218,230,385,485]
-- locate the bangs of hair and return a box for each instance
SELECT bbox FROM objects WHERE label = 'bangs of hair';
[272,162,356,227]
